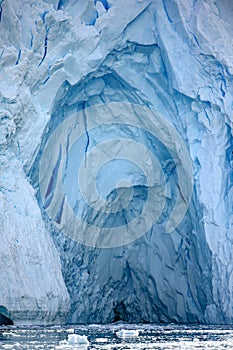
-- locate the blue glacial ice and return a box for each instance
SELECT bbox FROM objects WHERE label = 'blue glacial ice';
[0,0,233,325]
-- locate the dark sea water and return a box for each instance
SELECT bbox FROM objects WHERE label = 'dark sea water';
[1,324,233,349]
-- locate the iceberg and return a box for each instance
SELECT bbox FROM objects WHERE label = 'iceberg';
[0,0,233,325]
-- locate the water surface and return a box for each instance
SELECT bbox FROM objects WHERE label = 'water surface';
[1,324,233,349]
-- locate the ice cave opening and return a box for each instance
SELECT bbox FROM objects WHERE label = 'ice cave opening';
[30,71,215,323]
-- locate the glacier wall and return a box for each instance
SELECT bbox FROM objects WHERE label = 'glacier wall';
[1,0,233,324]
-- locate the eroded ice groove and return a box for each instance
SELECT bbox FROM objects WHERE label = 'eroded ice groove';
[0,0,233,324]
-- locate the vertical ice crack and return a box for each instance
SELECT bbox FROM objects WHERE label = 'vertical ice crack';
[17,140,21,158]
[57,0,63,11]
[38,27,49,67]
[220,73,226,97]
[15,49,21,65]
[0,0,4,22]
[55,195,65,224]
[44,144,62,209]
[30,34,34,48]
[38,12,49,67]
[63,127,72,181]
[0,48,4,60]
[189,31,200,48]
[162,0,172,23]
[81,102,90,167]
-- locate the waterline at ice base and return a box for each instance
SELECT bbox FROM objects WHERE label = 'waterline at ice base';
[0,0,233,328]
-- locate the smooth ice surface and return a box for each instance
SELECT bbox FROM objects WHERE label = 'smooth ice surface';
[0,0,233,324]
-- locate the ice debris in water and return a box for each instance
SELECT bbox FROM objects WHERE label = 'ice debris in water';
[68,334,89,345]
[56,334,89,349]
[116,329,140,338]
[66,328,75,333]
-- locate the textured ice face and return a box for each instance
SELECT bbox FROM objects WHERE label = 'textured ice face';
[38,102,193,248]
[1,0,233,324]
[35,72,212,324]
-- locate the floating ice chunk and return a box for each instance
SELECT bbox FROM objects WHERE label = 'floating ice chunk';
[57,339,69,346]
[56,334,89,349]
[95,338,108,342]
[116,329,139,338]
[68,334,90,345]
[66,328,75,333]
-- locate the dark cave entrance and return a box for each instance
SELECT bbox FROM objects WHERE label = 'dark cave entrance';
[113,301,129,323]
[0,306,13,326]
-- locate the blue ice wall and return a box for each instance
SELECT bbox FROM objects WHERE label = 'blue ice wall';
[1,0,233,325]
